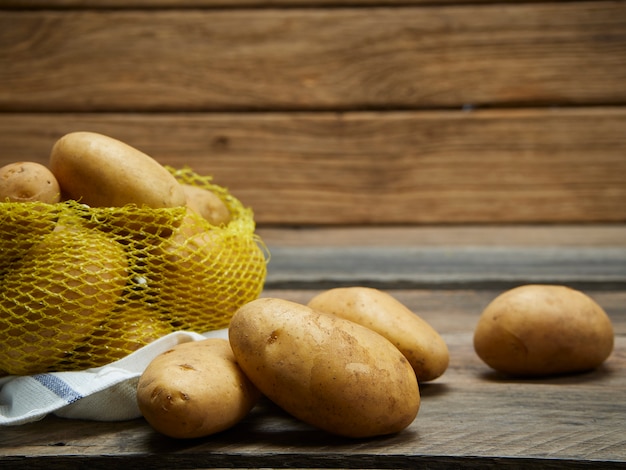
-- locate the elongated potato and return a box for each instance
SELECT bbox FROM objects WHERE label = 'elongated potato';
[136,338,260,439]
[0,161,61,204]
[229,298,420,438]
[308,287,449,382]
[49,131,186,208]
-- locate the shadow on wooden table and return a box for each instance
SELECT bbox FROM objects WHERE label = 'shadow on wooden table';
[477,362,616,385]
[142,396,421,452]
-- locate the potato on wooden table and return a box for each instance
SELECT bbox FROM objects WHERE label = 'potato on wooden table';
[137,338,260,439]
[229,297,420,438]
[473,284,614,377]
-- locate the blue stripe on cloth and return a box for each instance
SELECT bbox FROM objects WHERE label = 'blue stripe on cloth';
[33,374,83,404]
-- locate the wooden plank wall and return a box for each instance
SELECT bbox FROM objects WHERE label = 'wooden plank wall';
[0,1,625,225]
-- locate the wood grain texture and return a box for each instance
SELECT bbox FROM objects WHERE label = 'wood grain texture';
[257,225,626,247]
[1,289,624,469]
[0,0,549,8]
[258,225,626,288]
[258,225,626,290]
[1,2,625,111]
[1,109,625,224]
[263,246,626,289]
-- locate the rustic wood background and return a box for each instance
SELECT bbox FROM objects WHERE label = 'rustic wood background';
[1,0,625,225]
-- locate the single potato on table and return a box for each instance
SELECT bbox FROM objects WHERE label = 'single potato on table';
[229,297,420,438]
[473,284,614,377]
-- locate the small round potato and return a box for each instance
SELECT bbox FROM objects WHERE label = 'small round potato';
[473,284,614,377]
[0,161,61,203]
[308,287,449,382]
[137,338,260,439]
[229,298,420,438]
[49,131,186,208]
[182,184,231,226]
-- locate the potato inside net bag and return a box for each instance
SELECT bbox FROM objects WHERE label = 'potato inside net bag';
[0,167,267,376]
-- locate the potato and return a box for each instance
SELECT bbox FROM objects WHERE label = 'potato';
[85,302,173,363]
[473,284,615,377]
[229,298,420,438]
[182,184,231,226]
[0,161,61,204]
[49,131,186,208]
[308,287,449,382]
[152,209,218,270]
[0,223,128,375]
[136,338,260,439]
[0,202,59,275]
[149,210,266,331]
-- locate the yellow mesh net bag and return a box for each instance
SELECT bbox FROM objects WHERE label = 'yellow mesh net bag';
[0,167,268,376]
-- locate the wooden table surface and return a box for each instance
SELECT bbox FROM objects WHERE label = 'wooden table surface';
[1,226,625,469]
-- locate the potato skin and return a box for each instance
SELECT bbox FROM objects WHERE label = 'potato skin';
[89,303,173,362]
[136,338,260,439]
[49,131,186,208]
[229,298,420,438]
[473,284,615,377]
[307,287,449,382]
[0,224,128,375]
[0,202,59,275]
[147,209,266,331]
[182,184,231,226]
[0,161,61,203]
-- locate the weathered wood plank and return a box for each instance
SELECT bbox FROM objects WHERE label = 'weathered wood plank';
[1,2,624,111]
[0,0,551,8]
[263,246,626,289]
[1,109,624,224]
[257,225,626,247]
[259,226,626,289]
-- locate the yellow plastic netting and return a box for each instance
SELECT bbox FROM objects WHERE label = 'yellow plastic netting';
[0,167,268,376]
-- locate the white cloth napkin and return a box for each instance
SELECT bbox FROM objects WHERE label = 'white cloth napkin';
[0,329,228,426]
